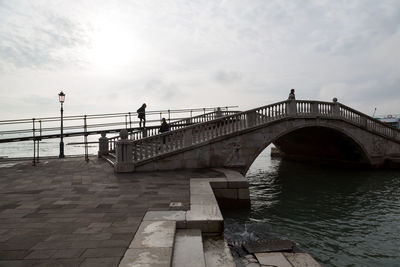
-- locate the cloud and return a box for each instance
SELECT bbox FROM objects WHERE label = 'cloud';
[213,70,242,84]
[0,0,399,119]
[0,1,89,69]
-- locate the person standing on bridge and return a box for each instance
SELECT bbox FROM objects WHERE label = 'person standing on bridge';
[137,103,147,128]
[288,89,295,100]
[159,118,170,146]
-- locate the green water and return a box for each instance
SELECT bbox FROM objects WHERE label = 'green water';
[223,147,400,266]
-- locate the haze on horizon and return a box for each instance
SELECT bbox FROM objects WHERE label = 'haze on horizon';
[0,0,399,120]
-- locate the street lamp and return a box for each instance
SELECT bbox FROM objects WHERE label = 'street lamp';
[58,91,65,158]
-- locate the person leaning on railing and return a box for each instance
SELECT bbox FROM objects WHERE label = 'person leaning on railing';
[159,118,170,145]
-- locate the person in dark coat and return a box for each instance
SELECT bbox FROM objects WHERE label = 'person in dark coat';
[159,118,170,145]
[137,103,147,128]
[288,89,295,100]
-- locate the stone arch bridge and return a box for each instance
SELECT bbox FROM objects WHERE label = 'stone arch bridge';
[102,100,400,174]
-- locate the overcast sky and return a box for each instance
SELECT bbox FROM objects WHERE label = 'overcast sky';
[0,0,399,119]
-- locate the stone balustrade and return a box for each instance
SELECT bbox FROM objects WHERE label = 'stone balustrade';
[125,100,399,164]
[102,100,400,171]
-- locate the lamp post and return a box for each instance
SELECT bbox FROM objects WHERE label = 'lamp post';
[58,91,65,158]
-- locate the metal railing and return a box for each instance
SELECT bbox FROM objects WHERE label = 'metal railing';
[125,100,400,163]
[0,106,238,163]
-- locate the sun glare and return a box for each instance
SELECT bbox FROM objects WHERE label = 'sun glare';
[87,21,141,72]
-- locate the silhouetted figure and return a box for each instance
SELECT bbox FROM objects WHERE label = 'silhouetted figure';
[288,89,295,100]
[159,118,170,145]
[215,107,223,118]
[137,103,147,128]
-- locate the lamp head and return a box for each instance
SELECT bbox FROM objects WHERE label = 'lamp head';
[58,91,65,103]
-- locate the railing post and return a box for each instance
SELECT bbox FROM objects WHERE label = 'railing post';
[311,102,319,116]
[98,132,109,157]
[115,129,135,172]
[332,98,340,117]
[287,100,297,116]
[360,117,368,128]
[84,115,89,162]
[32,118,36,166]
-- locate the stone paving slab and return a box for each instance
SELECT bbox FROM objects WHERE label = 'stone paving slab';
[143,211,186,228]
[0,157,224,267]
[119,247,172,267]
[255,252,293,267]
[129,221,176,249]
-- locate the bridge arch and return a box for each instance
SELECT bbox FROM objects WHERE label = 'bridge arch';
[244,122,373,175]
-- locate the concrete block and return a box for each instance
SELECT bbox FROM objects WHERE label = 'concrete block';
[143,211,186,229]
[191,194,218,205]
[238,188,250,200]
[227,179,249,189]
[213,168,244,178]
[186,204,223,233]
[172,229,206,267]
[190,181,213,195]
[143,211,186,221]
[283,253,321,267]
[254,252,292,267]
[192,178,228,189]
[119,247,172,267]
[213,189,238,199]
[203,236,235,267]
[186,220,223,233]
[188,204,223,220]
[129,221,176,249]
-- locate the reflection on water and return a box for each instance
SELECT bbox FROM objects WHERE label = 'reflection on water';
[223,147,400,267]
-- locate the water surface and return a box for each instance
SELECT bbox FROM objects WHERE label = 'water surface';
[223,147,400,267]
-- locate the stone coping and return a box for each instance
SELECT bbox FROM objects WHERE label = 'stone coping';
[119,169,249,266]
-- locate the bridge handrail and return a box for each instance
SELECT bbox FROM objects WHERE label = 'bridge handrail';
[107,110,240,152]
[126,100,399,163]
[129,100,288,161]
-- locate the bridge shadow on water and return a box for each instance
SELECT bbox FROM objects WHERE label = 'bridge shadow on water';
[222,148,400,266]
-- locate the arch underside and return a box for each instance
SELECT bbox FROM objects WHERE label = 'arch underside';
[266,126,370,168]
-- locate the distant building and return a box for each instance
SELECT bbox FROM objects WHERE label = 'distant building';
[376,115,400,129]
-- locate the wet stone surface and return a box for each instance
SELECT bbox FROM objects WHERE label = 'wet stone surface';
[0,157,224,266]
[243,239,295,254]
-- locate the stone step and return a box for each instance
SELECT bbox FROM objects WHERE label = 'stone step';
[172,229,206,267]
[119,220,176,267]
[203,235,236,267]
[101,153,116,166]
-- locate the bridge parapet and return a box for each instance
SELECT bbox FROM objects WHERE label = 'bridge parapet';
[106,110,239,152]
[125,100,399,164]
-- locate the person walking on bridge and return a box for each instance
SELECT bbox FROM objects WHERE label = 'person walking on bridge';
[137,103,147,128]
[288,89,295,100]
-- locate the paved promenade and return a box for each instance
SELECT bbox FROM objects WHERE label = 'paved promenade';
[0,157,224,267]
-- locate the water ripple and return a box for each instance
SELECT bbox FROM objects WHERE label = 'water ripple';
[223,150,400,267]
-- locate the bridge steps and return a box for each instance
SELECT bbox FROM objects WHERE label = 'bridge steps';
[101,153,116,167]
[172,229,206,267]
[118,174,240,267]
